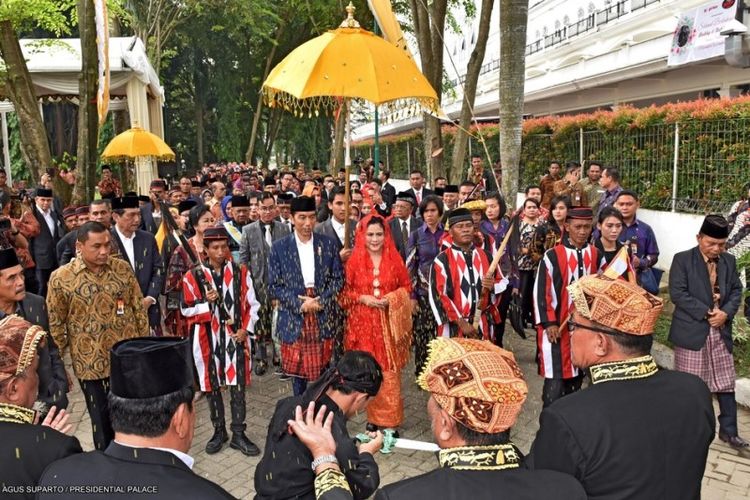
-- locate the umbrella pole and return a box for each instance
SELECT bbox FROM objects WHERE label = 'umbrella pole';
[374,105,379,177]
[343,98,352,249]
[344,99,352,168]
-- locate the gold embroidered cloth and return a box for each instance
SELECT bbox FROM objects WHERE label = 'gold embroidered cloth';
[0,402,35,424]
[438,444,522,471]
[589,355,659,385]
[418,338,527,434]
[568,275,663,336]
[0,315,46,382]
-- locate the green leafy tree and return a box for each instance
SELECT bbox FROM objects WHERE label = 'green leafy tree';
[0,0,74,182]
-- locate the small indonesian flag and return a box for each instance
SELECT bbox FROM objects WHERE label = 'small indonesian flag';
[602,246,637,283]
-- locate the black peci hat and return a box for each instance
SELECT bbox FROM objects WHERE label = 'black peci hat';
[110,337,194,399]
[700,214,729,239]
[0,247,20,270]
[290,195,316,213]
[448,207,472,226]
[111,196,140,210]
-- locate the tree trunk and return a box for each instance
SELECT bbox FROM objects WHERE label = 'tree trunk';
[262,108,283,169]
[72,0,99,204]
[409,0,447,181]
[498,0,528,210]
[0,20,51,183]
[329,104,347,175]
[450,0,494,184]
[245,26,283,165]
[195,98,204,166]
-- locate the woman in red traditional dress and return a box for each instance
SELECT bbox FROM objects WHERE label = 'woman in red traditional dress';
[341,214,412,432]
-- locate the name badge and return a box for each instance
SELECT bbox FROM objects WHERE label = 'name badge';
[116,297,125,316]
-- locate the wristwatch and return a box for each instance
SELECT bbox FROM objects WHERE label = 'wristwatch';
[311,454,338,471]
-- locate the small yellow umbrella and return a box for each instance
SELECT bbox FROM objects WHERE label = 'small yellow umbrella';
[262,3,438,166]
[101,126,175,161]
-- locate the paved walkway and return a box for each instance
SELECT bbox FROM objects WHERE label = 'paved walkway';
[64,333,750,499]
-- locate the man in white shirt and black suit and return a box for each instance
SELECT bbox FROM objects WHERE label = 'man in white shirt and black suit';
[389,191,420,262]
[239,192,291,374]
[405,170,434,211]
[29,187,66,296]
[276,193,295,231]
[313,186,354,363]
[314,186,355,263]
[110,196,164,334]
[378,168,396,207]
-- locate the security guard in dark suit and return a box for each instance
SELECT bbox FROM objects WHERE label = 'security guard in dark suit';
[38,337,234,499]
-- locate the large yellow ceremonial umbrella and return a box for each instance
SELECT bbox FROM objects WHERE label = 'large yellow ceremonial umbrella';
[101,126,175,162]
[101,126,175,195]
[262,2,438,168]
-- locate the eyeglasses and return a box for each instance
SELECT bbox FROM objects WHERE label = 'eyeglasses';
[567,319,620,337]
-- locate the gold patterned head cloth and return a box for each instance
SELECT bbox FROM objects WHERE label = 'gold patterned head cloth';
[418,338,527,434]
[461,199,487,212]
[568,275,664,335]
[0,315,46,383]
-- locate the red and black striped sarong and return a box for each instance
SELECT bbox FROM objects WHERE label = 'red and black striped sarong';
[281,288,332,380]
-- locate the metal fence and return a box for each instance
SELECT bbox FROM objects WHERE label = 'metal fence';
[355,118,750,215]
[521,118,750,214]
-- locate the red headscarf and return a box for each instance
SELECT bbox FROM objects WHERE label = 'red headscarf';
[346,213,402,279]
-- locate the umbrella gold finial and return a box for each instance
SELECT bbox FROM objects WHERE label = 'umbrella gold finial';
[340,2,360,28]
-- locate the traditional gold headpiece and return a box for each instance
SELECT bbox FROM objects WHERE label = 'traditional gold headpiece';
[461,200,487,212]
[0,315,46,383]
[418,338,527,434]
[568,275,663,336]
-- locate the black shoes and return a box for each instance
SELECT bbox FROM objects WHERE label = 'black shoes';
[206,428,260,456]
[254,360,267,376]
[719,433,750,449]
[230,431,261,456]
[205,427,229,454]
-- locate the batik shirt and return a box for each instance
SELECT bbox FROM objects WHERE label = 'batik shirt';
[47,257,148,380]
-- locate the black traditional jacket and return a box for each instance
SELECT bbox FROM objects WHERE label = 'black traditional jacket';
[313,442,586,500]
[0,403,81,500]
[529,355,715,500]
[254,394,379,500]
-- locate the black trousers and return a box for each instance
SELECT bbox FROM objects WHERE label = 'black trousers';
[36,267,54,298]
[493,288,513,348]
[253,301,277,363]
[79,378,114,451]
[519,270,536,327]
[206,386,247,433]
[542,375,583,408]
[24,268,40,295]
[717,392,738,436]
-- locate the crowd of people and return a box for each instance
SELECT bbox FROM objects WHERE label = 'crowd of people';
[0,155,746,499]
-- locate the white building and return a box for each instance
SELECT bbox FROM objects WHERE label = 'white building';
[354,0,750,140]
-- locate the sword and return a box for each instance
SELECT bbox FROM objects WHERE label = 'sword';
[356,430,440,454]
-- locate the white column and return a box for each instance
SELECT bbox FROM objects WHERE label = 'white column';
[126,78,155,193]
[1,111,10,183]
